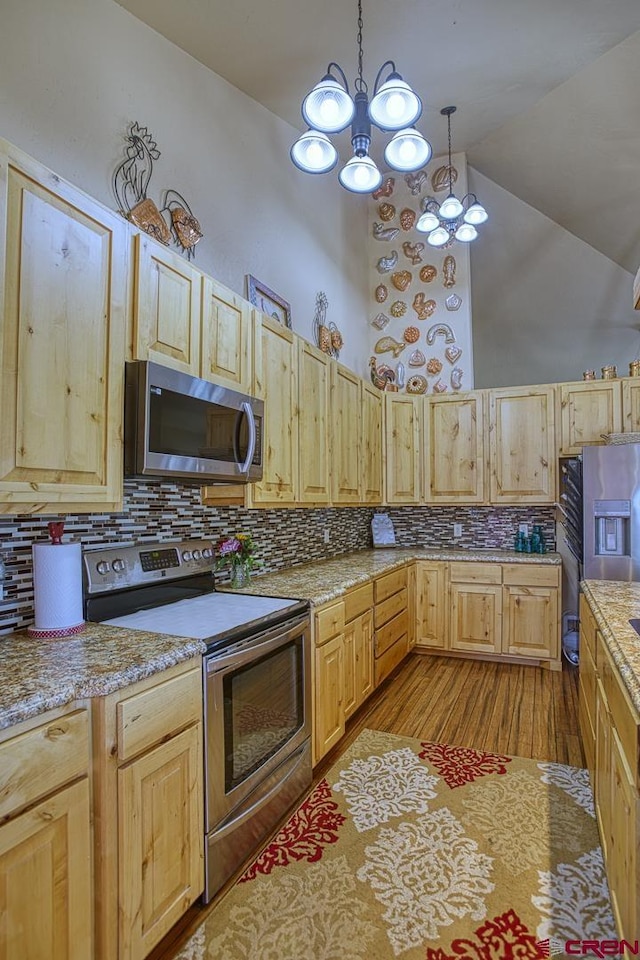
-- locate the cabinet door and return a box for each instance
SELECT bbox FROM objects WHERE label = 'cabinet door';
[201,277,252,391]
[450,582,502,654]
[424,393,485,502]
[331,363,361,503]
[415,561,448,649]
[298,340,331,504]
[385,394,421,504]
[357,610,374,704]
[251,313,299,504]
[0,778,91,960]
[622,378,640,433]
[343,620,357,720]
[502,585,559,660]
[608,725,638,939]
[489,386,555,503]
[361,382,383,504]
[133,233,202,375]
[314,634,344,763]
[557,380,622,456]
[119,724,204,960]
[0,143,128,511]
[595,678,612,861]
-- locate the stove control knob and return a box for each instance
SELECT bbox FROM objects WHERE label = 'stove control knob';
[96,560,111,575]
[112,559,125,573]
[193,549,202,561]
[202,548,213,559]
[182,550,192,562]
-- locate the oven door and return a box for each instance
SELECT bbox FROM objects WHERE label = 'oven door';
[203,613,311,833]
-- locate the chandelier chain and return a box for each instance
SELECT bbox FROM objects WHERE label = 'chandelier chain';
[447,111,453,194]
[356,0,365,92]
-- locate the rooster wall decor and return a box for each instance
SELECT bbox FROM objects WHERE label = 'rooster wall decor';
[112,122,203,258]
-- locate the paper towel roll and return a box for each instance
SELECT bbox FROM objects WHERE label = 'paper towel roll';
[31,542,84,633]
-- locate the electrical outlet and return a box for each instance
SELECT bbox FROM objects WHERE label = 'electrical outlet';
[519,523,529,537]
[453,523,462,538]
[323,529,330,544]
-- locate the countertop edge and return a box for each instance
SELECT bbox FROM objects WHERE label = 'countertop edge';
[580,580,640,716]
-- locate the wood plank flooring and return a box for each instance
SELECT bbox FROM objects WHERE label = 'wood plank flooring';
[152,653,583,959]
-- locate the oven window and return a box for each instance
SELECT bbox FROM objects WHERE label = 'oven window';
[149,387,251,464]
[222,638,304,792]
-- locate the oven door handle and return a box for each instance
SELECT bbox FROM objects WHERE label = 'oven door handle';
[205,614,309,673]
[238,402,257,476]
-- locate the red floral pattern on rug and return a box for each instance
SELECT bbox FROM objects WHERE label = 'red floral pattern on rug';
[418,741,512,788]
[425,908,547,959]
[239,778,346,882]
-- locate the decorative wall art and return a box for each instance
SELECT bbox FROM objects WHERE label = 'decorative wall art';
[369,357,396,390]
[246,275,292,328]
[372,177,395,200]
[311,291,343,359]
[375,284,388,303]
[373,222,400,242]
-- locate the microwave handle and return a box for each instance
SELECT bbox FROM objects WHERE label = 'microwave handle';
[239,402,257,475]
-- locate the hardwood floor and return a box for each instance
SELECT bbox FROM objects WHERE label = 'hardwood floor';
[151,652,583,959]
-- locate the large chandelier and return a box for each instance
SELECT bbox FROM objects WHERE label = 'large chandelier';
[290,0,431,193]
[416,106,488,245]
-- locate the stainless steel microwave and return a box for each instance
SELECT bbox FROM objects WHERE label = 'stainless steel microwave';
[124,361,263,483]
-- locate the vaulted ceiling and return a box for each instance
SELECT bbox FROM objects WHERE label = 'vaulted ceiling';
[116,0,640,272]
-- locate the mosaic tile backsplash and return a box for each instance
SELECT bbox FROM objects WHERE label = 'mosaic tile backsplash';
[0,481,555,634]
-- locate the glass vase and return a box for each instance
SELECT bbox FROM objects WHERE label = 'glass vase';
[230,564,250,588]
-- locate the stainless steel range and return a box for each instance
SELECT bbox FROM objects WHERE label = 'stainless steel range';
[83,539,312,902]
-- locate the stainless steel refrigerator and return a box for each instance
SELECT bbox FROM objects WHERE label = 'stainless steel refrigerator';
[582,443,640,581]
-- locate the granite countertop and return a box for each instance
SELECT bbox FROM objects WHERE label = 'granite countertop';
[229,547,561,607]
[0,623,205,731]
[581,579,640,715]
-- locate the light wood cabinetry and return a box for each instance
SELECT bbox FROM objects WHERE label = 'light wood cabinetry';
[501,563,560,660]
[415,561,448,649]
[92,660,204,960]
[133,233,202,376]
[0,139,128,513]
[298,340,331,504]
[201,276,252,391]
[0,706,92,960]
[622,377,640,433]
[489,386,555,503]
[578,594,598,779]
[343,583,374,720]
[313,601,346,764]
[384,394,421,504]
[557,380,622,456]
[373,566,409,685]
[449,563,503,655]
[424,392,485,503]
[361,381,384,504]
[331,363,361,504]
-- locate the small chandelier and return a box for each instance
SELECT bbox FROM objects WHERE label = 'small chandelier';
[290,0,431,193]
[416,106,488,245]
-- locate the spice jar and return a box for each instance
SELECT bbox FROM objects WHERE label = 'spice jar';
[601,365,617,380]
[629,360,640,377]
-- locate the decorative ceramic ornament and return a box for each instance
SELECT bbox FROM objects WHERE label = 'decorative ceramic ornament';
[375,284,388,303]
[391,270,412,291]
[373,222,400,242]
[372,177,395,200]
[399,208,416,231]
[445,293,462,311]
[445,345,462,364]
[395,361,406,388]
[451,367,464,391]
[318,324,331,354]
[412,293,436,320]
[371,312,391,330]
[129,198,172,245]
[443,254,456,288]
[431,164,458,193]
[378,202,396,221]
[419,264,437,283]
[405,170,429,195]
[329,323,343,354]
[376,251,398,274]
[402,241,425,265]
[390,300,407,318]
[426,357,443,375]
[403,326,420,344]
[408,349,426,367]
[426,322,455,345]
[375,336,406,358]
[433,379,448,394]
[406,375,428,395]
[369,357,396,390]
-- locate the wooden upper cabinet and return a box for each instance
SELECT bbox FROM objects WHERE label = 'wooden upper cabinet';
[489,386,555,503]
[133,233,202,376]
[297,340,331,504]
[251,312,298,504]
[331,363,361,504]
[424,392,485,503]
[0,141,128,513]
[622,377,640,433]
[361,381,383,505]
[557,380,622,456]
[200,276,252,391]
[385,394,421,504]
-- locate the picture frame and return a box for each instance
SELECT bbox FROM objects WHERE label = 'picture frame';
[246,275,292,329]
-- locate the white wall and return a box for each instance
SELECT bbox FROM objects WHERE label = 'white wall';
[0,0,370,375]
[469,168,639,388]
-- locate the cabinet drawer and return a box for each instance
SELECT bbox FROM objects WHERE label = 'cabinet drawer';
[0,709,89,821]
[314,601,345,645]
[502,564,559,587]
[374,567,407,603]
[344,583,373,623]
[117,667,202,763]
[375,610,408,657]
[375,634,408,686]
[580,594,597,664]
[598,638,639,782]
[449,562,501,585]
[374,586,408,629]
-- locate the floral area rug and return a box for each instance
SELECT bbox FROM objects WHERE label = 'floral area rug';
[176,729,615,960]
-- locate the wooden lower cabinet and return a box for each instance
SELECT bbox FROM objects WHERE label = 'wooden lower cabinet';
[374,567,409,685]
[344,610,374,721]
[501,564,560,661]
[313,604,346,764]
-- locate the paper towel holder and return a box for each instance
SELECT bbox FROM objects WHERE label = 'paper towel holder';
[27,520,85,640]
